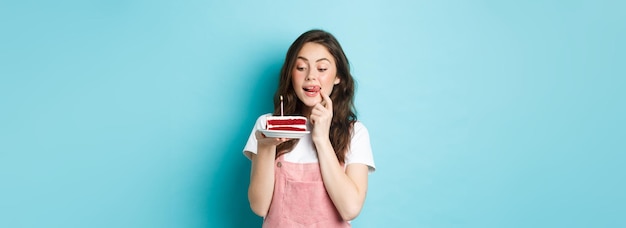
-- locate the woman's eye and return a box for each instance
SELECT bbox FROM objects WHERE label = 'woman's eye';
[318,68,327,72]
[296,66,306,71]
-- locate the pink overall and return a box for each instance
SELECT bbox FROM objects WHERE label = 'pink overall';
[262,156,351,228]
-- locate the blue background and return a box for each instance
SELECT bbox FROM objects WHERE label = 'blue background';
[1,0,625,227]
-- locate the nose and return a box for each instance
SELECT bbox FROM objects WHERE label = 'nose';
[305,69,317,81]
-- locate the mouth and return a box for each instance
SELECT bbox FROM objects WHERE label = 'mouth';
[303,85,321,97]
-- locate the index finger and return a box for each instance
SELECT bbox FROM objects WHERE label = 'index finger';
[320,91,332,109]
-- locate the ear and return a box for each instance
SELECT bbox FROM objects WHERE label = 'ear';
[334,76,341,85]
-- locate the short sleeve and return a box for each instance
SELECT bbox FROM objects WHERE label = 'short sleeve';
[345,122,376,173]
[243,114,270,160]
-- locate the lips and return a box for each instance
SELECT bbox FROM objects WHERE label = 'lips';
[303,85,321,97]
[303,85,321,92]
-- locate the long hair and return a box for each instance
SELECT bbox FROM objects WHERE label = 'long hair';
[273,29,357,163]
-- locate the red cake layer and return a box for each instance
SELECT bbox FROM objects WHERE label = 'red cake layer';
[267,119,307,125]
[268,126,307,131]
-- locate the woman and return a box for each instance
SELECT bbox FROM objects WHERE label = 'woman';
[243,29,375,227]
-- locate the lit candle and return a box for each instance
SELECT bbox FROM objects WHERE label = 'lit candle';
[280,95,284,116]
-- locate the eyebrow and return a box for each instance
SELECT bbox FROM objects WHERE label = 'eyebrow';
[297,56,331,63]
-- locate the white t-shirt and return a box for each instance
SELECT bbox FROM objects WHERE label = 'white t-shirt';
[243,114,376,173]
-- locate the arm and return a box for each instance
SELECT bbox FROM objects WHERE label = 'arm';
[247,131,289,217]
[315,140,369,221]
[309,93,369,221]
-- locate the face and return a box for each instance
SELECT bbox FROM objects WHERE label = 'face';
[291,42,341,108]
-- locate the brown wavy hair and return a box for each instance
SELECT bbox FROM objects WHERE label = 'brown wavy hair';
[273,29,357,163]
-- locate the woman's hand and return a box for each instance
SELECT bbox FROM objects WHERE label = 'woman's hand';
[255,130,290,149]
[309,92,333,144]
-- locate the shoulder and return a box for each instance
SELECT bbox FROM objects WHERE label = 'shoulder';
[352,121,369,136]
[257,113,272,120]
[346,120,376,172]
[247,113,272,130]
[254,113,272,123]
[349,121,372,144]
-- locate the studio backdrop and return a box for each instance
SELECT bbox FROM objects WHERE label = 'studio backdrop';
[1,0,624,227]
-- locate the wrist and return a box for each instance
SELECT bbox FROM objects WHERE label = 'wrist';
[312,136,332,148]
[257,144,277,156]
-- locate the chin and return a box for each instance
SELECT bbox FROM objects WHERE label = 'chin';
[302,100,320,107]
[298,95,322,107]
